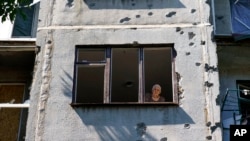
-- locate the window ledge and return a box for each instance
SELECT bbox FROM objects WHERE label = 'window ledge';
[71,102,179,107]
[0,104,30,108]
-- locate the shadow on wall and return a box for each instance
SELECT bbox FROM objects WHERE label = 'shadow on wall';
[82,0,186,9]
[74,107,194,141]
[61,69,73,98]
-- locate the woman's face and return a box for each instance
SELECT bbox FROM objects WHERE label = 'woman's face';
[152,86,161,96]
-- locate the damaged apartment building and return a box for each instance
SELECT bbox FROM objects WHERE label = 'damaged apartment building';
[0,0,250,141]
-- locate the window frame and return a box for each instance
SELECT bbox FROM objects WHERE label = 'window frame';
[72,44,178,105]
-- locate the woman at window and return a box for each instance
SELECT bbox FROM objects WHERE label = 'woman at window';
[145,84,165,102]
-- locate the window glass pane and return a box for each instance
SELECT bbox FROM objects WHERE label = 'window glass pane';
[76,66,104,103]
[111,48,139,102]
[144,48,172,102]
[77,48,106,62]
[12,4,35,37]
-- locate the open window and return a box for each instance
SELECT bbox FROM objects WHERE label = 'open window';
[73,45,177,105]
[12,0,40,38]
[237,80,250,113]
[0,0,40,39]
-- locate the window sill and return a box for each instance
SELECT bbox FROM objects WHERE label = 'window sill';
[70,102,179,107]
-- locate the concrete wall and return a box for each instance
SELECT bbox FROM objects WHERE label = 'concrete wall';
[26,0,221,140]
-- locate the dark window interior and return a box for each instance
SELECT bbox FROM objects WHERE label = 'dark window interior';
[236,80,250,114]
[77,48,106,62]
[144,48,173,102]
[76,66,104,103]
[12,4,35,37]
[75,48,106,103]
[111,48,139,102]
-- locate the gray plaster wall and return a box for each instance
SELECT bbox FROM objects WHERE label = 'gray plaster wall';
[26,0,221,141]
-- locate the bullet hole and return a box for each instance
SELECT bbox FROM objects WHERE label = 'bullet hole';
[136,15,141,18]
[193,22,198,25]
[120,17,131,23]
[205,63,218,72]
[125,81,134,87]
[201,40,206,45]
[210,122,221,133]
[204,81,213,87]
[131,3,135,6]
[180,31,184,34]
[195,62,201,66]
[131,27,137,30]
[184,123,190,129]
[186,52,191,56]
[206,136,212,140]
[47,40,52,44]
[160,137,168,141]
[148,12,153,16]
[136,122,147,137]
[189,42,194,46]
[166,11,176,17]
[191,9,196,13]
[66,0,74,8]
[188,32,196,40]
[206,121,211,127]
[176,27,181,32]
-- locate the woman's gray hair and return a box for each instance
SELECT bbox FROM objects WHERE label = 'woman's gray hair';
[152,84,161,91]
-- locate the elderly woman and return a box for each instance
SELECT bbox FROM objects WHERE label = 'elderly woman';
[145,84,165,102]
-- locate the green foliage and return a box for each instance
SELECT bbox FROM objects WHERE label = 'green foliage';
[0,0,31,23]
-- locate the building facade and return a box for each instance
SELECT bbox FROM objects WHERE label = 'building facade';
[3,0,250,141]
[25,0,221,140]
